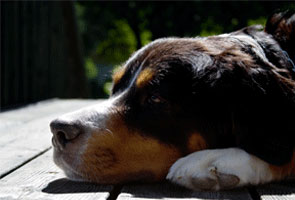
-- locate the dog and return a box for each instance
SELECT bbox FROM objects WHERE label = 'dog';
[50,11,295,190]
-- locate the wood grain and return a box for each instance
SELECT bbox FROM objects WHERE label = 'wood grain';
[2,99,295,200]
[118,183,253,200]
[256,182,295,200]
[0,99,99,177]
[0,99,98,130]
[0,150,113,200]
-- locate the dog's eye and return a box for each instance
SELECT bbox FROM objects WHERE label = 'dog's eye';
[149,95,165,104]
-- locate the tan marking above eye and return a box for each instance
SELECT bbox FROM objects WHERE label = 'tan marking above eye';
[136,68,155,88]
[112,66,126,85]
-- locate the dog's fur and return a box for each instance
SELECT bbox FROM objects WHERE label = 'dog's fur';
[50,11,295,190]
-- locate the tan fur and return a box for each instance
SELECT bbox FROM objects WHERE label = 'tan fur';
[80,115,182,183]
[113,67,126,85]
[269,150,295,180]
[187,133,208,153]
[136,68,155,88]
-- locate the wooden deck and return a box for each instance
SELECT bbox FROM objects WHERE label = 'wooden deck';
[0,99,294,200]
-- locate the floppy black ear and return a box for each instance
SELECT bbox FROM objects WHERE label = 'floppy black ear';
[265,10,295,58]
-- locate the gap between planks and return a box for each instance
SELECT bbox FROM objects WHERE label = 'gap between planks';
[118,183,253,200]
[0,147,51,179]
[0,148,253,200]
[0,149,114,200]
[1,99,294,200]
[255,182,295,200]
[0,99,99,178]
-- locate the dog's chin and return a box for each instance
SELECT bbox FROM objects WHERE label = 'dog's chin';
[53,148,81,179]
[63,168,87,182]
[52,143,98,183]
[53,146,159,184]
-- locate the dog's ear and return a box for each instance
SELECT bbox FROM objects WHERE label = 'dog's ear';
[265,10,295,58]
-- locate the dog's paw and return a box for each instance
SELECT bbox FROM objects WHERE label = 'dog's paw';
[167,148,273,191]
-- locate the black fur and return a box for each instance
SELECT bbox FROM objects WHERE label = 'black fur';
[112,11,295,165]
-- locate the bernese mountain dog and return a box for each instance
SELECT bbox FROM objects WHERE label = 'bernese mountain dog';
[50,11,295,190]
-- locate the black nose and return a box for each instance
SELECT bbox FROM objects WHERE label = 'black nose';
[50,119,82,148]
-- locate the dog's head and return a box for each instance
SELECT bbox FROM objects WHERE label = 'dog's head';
[50,11,295,184]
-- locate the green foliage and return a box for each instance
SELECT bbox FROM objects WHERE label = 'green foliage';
[94,20,137,65]
[103,82,113,96]
[231,18,239,27]
[75,1,295,98]
[199,17,223,37]
[247,17,267,26]
[75,3,86,33]
[85,58,98,80]
[140,30,152,46]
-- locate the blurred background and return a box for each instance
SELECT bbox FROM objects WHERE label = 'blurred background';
[1,1,295,111]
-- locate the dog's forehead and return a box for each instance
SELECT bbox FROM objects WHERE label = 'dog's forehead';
[113,38,205,87]
[112,33,264,93]
[123,33,261,68]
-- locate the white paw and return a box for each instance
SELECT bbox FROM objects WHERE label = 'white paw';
[167,148,273,191]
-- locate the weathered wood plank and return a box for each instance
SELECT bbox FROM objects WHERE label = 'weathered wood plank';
[0,150,113,200]
[118,183,253,200]
[256,182,295,200]
[0,99,100,177]
[0,99,98,130]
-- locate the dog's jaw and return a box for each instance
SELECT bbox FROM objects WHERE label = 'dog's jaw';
[51,93,182,183]
[51,95,122,182]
